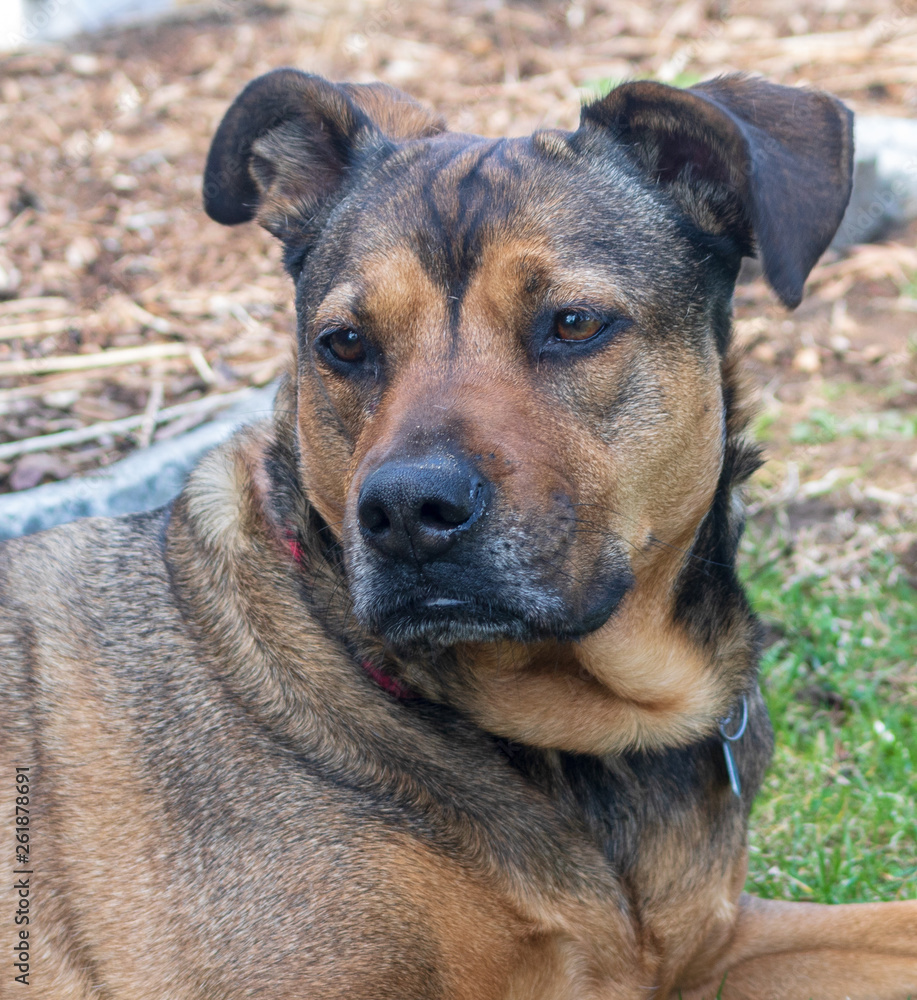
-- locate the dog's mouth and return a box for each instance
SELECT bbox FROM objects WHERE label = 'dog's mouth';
[352,572,633,648]
[367,598,544,646]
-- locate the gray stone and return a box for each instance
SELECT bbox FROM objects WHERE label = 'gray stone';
[0,384,277,541]
[832,115,917,249]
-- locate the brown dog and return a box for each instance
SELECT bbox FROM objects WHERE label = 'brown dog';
[1,70,915,999]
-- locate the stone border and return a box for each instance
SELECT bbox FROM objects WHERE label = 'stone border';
[0,383,277,540]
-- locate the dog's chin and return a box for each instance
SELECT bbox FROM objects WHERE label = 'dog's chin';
[355,575,633,649]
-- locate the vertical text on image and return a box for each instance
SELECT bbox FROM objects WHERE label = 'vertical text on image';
[13,766,31,987]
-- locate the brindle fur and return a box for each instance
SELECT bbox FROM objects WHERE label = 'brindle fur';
[1,70,915,999]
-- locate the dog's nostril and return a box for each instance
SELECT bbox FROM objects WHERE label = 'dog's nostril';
[419,499,471,530]
[360,502,390,535]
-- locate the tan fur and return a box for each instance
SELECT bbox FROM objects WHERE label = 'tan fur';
[302,237,731,753]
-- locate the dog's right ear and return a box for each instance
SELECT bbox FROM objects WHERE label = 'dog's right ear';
[203,68,444,244]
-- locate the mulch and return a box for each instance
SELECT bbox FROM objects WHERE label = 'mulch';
[1,0,915,505]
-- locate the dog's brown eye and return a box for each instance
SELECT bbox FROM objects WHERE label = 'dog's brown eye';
[554,312,604,342]
[325,329,366,363]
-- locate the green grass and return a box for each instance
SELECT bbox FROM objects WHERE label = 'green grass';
[740,529,917,903]
[901,270,917,300]
[580,71,702,101]
[789,407,917,445]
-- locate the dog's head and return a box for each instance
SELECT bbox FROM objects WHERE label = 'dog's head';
[204,70,851,749]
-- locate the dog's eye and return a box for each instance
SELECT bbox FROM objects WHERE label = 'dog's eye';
[554,311,604,342]
[324,329,366,364]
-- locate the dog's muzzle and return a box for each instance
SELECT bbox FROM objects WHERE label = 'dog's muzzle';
[347,450,631,646]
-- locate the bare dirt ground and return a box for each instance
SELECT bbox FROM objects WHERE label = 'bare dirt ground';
[0,0,915,586]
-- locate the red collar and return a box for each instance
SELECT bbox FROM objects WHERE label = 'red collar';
[360,659,416,700]
[285,530,415,701]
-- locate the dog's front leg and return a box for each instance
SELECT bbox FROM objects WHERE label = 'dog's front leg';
[676,893,917,1000]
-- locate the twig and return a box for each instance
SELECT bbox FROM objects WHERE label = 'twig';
[0,343,196,378]
[806,66,917,90]
[187,346,218,385]
[0,297,71,318]
[0,317,78,342]
[122,299,174,335]
[0,373,109,403]
[0,388,257,461]
[136,380,164,449]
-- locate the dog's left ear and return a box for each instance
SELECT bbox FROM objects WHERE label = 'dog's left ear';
[203,68,445,244]
[579,74,853,308]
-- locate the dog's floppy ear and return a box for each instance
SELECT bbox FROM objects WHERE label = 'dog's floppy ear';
[203,68,444,242]
[579,74,853,308]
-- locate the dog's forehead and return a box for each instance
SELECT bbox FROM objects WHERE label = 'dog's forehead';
[313,130,689,298]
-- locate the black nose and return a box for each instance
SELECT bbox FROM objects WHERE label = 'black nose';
[358,455,488,562]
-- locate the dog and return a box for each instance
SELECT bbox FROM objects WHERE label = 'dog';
[1,68,915,999]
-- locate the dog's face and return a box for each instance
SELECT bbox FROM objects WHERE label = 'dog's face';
[205,72,851,666]
[294,132,729,646]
